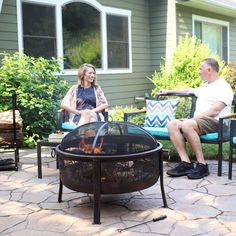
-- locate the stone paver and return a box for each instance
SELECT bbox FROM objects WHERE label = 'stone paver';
[0,148,236,235]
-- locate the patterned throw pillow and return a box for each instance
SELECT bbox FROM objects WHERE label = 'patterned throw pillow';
[144,99,179,127]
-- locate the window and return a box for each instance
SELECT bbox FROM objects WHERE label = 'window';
[107,15,129,68]
[18,0,132,74]
[193,15,229,62]
[22,3,56,59]
[62,2,101,69]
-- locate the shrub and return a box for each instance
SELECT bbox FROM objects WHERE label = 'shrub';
[108,106,145,126]
[0,52,69,147]
[225,62,236,92]
[149,34,228,96]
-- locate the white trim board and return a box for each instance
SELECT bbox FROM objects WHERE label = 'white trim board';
[0,0,3,13]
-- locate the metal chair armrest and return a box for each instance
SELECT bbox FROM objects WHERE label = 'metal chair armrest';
[230,117,236,141]
[218,113,236,140]
[124,111,146,122]
[57,109,66,131]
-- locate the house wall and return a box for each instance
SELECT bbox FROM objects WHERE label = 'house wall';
[95,0,154,107]
[149,0,167,72]
[176,4,236,63]
[3,1,235,108]
[149,0,177,71]
[0,0,18,54]
[1,0,165,108]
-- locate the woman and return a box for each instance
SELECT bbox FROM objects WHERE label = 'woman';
[61,63,108,127]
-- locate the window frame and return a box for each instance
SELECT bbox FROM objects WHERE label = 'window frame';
[17,0,132,75]
[192,14,229,63]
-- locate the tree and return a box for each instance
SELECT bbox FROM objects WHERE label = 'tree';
[149,34,228,96]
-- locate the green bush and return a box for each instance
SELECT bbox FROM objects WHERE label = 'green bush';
[225,62,236,92]
[149,34,228,96]
[108,105,145,126]
[0,52,69,147]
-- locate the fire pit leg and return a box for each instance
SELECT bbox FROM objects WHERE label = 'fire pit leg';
[58,179,63,203]
[159,151,168,207]
[93,159,101,224]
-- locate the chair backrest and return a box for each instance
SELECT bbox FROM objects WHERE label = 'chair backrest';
[233,94,236,113]
[155,93,197,119]
[157,93,236,118]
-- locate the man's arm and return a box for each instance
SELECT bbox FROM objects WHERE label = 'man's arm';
[194,101,226,119]
[159,88,194,95]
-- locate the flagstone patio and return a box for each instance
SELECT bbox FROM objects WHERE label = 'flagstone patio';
[0,148,236,236]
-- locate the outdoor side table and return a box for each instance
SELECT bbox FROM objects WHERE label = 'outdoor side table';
[37,140,60,178]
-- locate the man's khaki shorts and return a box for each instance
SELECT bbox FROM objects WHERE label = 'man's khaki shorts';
[194,117,219,135]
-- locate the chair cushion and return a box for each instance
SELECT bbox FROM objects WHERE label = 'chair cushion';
[61,122,78,131]
[200,132,218,140]
[143,127,169,137]
[233,137,236,144]
[127,127,145,135]
[144,99,179,127]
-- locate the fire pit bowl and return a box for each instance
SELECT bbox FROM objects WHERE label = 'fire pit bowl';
[56,121,167,224]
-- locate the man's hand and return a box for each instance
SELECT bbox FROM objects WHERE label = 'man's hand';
[159,89,170,95]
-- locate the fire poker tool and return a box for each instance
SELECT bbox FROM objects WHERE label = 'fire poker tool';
[116,215,167,233]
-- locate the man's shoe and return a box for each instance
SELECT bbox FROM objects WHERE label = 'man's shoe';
[187,162,209,179]
[167,161,194,177]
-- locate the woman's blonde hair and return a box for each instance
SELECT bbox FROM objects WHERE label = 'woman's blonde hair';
[77,63,98,87]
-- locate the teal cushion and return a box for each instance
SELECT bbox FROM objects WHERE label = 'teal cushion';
[200,132,218,140]
[144,99,179,127]
[127,127,145,135]
[233,137,236,144]
[143,126,169,137]
[61,122,78,131]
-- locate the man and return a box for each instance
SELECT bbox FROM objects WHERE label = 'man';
[159,58,233,179]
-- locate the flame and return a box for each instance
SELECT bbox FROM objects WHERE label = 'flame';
[79,136,104,154]
[94,137,103,154]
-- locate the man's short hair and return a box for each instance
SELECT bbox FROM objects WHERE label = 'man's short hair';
[202,58,219,73]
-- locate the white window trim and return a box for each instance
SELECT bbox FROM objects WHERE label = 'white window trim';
[192,14,230,62]
[0,0,3,13]
[17,0,132,75]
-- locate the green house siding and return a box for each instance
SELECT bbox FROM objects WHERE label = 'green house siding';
[1,0,236,108]
[0,0,159,107]
[176,4,236,62]
[230,20,236,62]
[0,0,17,53]
[61,0,154,107]
[149,0,167,72]
[96,0,153,106]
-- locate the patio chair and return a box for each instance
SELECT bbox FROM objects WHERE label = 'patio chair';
[124,93,236,177]
[0,93,23,171]
[57,109,109,131]
[229,118,236,179]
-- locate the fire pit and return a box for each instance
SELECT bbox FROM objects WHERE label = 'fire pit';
[56,121,167,224]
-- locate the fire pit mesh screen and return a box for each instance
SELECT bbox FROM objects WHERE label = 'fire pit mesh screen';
[59,154,159,193]
[57,121,167,224]
[60,121,158,155]
[57,121,162,194]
